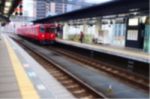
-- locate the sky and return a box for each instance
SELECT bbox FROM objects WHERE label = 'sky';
[23,0,34,17]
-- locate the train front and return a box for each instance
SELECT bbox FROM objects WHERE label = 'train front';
[39,24,56,44]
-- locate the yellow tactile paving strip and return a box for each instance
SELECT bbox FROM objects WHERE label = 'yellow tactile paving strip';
[3,36,39,99]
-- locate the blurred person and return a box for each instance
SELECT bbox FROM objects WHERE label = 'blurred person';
[79,31,84,43]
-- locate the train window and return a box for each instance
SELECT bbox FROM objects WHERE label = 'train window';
[45,28,56,33]
[40,26,45,33]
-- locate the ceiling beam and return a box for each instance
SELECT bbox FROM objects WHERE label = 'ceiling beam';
[0,13,10,22]
[0,0,21,23]
[0,0,6,14]
[8,0,22,17]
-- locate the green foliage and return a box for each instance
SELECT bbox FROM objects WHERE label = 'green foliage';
[68,34,93,44]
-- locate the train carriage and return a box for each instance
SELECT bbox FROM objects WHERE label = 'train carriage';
[17,24,56,44]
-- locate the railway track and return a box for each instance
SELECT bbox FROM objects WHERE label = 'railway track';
[47,46,149,91]
[16,40,107,99]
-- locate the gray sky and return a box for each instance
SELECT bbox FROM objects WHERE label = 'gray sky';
[23,0,34,17]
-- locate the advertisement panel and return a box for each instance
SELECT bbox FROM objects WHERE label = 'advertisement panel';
[144,25,150,53]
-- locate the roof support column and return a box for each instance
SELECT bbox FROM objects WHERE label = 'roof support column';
[82,19,88,34]
[63,22,69,40]
[94,18,102,39]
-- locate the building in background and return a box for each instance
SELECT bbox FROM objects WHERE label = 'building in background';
[14,0,93,19]
[45,0,92,17]
[35,0,46,19]
[45,1,66,16]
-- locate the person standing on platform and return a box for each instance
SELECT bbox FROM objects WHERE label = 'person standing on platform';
[79,31,84,43]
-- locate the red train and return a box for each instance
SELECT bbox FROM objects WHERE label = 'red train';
[17,24,57,44]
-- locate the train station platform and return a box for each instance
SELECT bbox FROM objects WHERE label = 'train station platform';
[0,34,75,99]
[56,39,150,64]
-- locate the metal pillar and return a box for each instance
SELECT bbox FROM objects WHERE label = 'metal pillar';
[63,22,69,39]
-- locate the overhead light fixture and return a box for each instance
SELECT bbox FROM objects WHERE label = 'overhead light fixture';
[4,7,9,14]
[129,8,139,12]
[5,1,12,7]
[85,0,112,4]
[4,7,9,12]
[3,1,12,14]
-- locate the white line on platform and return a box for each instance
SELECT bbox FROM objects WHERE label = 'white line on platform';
[28,71,37,77]
[36,84,46,90]
[23,63,30,68]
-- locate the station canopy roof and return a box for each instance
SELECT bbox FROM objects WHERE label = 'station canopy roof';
[33,0,149,24]
[0,0,21,22]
